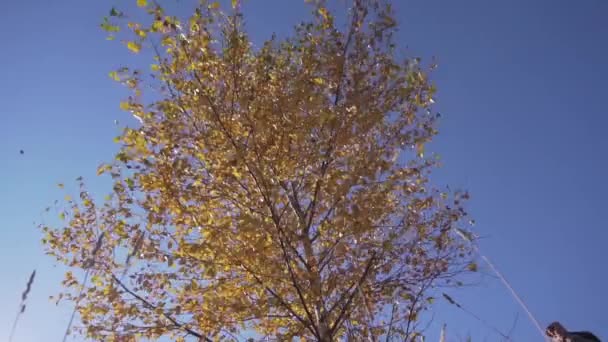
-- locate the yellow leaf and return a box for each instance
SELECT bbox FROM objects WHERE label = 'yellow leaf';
[97,164,108,176]
[232,169,242,179]
[108,71,120,81]
[312,77,324,85]
[120,101,130,111]
[416,143,425,158]
[209,2,220,9]
[151,20,164,32]
[91,275,103,287]
[318,7,329,21]
[136,0,147,7]
[127,41,141,53]
[231,0,238,8]
[161,36,173,47]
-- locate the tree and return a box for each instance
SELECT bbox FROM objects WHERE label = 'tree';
[42,0,475,340]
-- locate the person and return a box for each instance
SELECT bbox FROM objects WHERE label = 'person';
[546,321,601,342]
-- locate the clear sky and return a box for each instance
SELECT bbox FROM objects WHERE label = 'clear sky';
[1,0,606,341]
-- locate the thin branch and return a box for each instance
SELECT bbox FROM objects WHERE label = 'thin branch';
[110,273,211,342]
[276,232,322,339]
[237,262,319,338]
[385,302,397,342]
[61,269,90,342]
[328,252,377,337]
[442,292,511,341]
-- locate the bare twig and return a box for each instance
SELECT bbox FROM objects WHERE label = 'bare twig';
[62,233,103,342]
[442,292,511,341]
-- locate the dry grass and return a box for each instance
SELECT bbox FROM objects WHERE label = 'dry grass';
[8,269,36,342]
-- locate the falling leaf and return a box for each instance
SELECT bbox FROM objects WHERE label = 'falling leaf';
[126,41,141,53]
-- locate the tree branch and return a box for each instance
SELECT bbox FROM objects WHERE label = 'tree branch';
[328,252,377,336]
[110,273,211,342]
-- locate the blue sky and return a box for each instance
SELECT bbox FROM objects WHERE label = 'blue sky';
[1,0,607,341]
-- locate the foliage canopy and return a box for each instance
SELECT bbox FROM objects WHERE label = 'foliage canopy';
[42,0,475,340]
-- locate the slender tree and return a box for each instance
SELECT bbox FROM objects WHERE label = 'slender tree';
[42,0,475,340]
